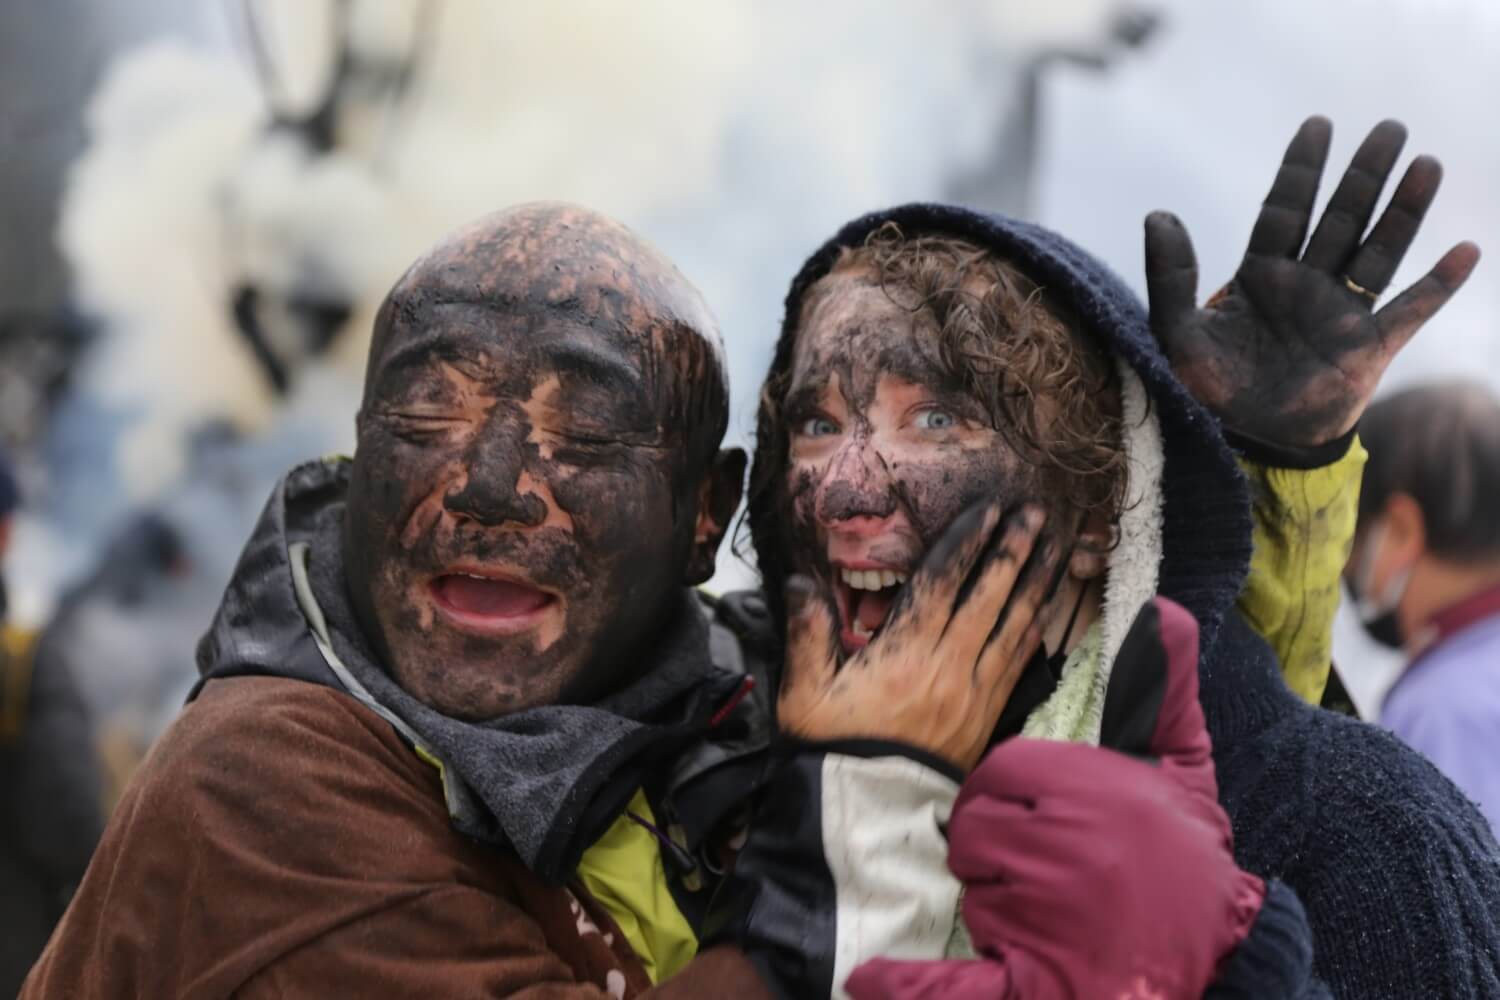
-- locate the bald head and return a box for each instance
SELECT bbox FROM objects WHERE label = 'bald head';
[344,203,744,719]
[368,202,725,409]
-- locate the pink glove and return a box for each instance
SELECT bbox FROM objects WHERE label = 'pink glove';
[847,597,1265,1000]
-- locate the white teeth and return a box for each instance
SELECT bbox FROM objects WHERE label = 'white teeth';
[852,620,873,637]
[839,567,908,591]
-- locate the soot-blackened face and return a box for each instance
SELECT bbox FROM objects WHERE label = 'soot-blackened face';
[345,203,733,719]
[781,267,1050,655]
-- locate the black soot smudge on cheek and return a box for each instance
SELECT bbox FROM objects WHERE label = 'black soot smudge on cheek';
[887,446,1037,547]
[781,464,828,576]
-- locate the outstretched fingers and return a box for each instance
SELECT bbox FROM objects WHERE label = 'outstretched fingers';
[1144,211,1200,340]
[1375,241,1482,352]
[1245,115,1332,260]
[1344,154,1444,298]
[1301,119,1407,274]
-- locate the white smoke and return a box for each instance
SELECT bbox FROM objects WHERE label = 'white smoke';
[42,0,1121,613]
[59,42,268,494]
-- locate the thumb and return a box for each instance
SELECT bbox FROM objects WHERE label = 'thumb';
[1144,211,1200,343]
[779,574,837,711]
[1100,598,1214,794]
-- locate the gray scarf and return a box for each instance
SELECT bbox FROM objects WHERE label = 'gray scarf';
[298,500,725,884]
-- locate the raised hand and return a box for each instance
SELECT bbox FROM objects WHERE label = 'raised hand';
[1146,116,1481,449]
[777,501,1060,773]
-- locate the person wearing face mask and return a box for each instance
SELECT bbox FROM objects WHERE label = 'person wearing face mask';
[1348,381,1500,830]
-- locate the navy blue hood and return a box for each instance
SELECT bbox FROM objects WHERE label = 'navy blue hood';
[748,202,1252,661]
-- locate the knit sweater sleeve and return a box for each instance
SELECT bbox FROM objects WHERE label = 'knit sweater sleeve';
[1234,436,1365,705]
[1279,717,1500,998]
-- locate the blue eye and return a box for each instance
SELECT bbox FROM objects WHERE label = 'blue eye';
[915,409,956,430]
[799,417,840,437]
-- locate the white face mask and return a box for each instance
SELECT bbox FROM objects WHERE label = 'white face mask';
[1351,521,1412,648]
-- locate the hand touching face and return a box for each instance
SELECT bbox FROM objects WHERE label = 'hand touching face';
[780,269,1047,656]
[778,501,1061,772]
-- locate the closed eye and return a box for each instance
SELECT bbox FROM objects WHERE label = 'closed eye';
[376,410,469,440]
[545,429,671,465]
[555,430,626,448]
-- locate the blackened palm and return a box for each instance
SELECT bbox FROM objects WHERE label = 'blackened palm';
[1144,116,1479,448]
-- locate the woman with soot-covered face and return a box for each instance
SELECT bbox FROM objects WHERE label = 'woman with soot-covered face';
[717,115,1500,1000]
[770,236,1121,667]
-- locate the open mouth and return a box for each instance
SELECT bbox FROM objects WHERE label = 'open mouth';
[429,570,559,635]
[833,564,909,653]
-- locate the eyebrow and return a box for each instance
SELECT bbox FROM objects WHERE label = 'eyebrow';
[543,340,645,395]
[783,377,832,417]
[377,334,483,383]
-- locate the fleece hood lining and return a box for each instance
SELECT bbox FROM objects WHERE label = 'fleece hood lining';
[1020,360,1165,745]
[1090,360,1166,741]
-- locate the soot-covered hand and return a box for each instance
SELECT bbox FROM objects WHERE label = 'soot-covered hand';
[777,501,1063,774]
[1145,116,1480,449]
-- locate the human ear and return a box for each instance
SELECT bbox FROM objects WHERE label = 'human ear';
[1380,492,1426,573]
[684,447,748,585]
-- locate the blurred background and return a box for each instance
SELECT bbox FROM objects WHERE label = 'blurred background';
[2,0,1497,801]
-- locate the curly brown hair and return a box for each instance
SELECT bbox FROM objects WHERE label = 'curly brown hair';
[745,222,1128,622]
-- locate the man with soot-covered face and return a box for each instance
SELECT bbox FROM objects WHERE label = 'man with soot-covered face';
[23,203,792,999]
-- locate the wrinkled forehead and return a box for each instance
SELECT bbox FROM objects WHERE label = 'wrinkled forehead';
[367,203,725,401]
